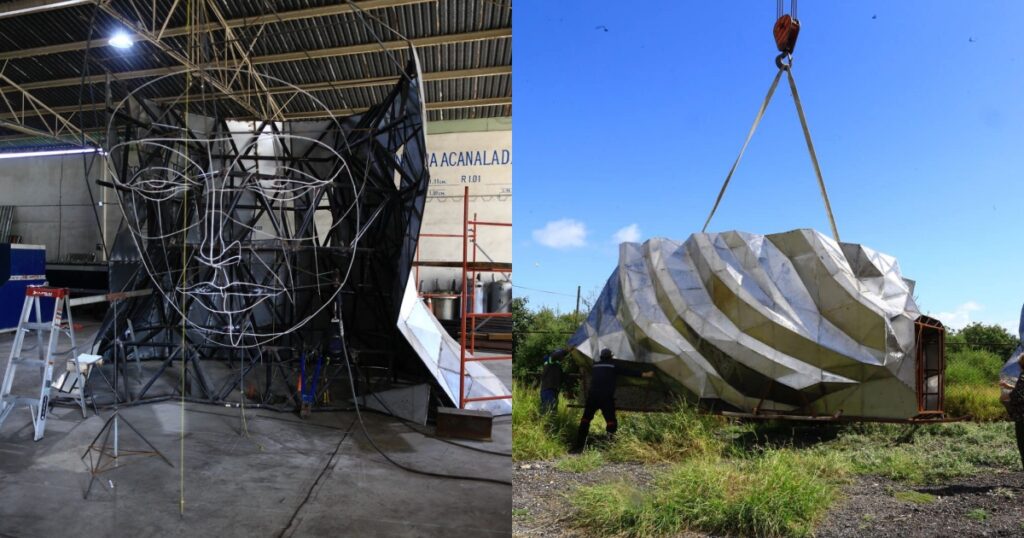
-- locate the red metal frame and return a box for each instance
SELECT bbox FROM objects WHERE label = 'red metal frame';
[460,186,512,408]
[914,315,946,415]
[412,187,512,408]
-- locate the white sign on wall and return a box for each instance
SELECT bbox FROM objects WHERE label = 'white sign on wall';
[418,130,512,292]
[425,130,512,199]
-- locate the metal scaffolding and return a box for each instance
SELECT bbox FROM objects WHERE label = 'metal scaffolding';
[413,185,511,408]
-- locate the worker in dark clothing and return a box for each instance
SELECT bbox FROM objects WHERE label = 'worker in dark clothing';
[1000,354,1024,470]
[539,349,566,415]
[570,348,653,453]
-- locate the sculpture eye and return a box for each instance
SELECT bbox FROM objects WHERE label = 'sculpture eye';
[126,168,193,202]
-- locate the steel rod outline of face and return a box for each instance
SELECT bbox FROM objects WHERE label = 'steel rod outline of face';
[104,68,368,347]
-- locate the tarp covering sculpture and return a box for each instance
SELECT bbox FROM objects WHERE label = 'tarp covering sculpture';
[568,228,944,420]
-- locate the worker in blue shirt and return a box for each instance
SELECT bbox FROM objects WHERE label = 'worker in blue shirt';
[539,348,566,415]
[570,348,653,453]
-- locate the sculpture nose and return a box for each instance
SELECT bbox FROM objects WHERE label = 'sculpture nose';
[196,216,244,269]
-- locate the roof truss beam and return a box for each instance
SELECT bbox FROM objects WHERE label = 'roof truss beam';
[98,1,277,119]
[0,0,434,61]
[0,69,96,144]
[0,0,91,21]
[0,66,509,121]
[0,28,510,94]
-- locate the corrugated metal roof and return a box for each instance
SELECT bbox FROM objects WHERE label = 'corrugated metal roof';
[0,0,511,144]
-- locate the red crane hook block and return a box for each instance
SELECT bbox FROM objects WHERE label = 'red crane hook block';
[773,14,800,55]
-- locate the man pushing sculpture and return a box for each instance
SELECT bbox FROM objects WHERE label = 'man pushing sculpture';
[569,348,653,454]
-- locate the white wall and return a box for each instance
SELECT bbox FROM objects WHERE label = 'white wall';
[0,117,512,280]
[0,152,115,263]
[417,119,511,293]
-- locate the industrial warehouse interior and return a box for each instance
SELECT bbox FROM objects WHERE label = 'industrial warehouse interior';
[0,0,511,536]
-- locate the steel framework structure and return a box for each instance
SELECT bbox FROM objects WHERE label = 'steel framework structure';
[0,0,512,146]
[89,60,431,408]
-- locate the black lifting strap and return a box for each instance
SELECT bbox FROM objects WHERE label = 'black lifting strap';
[700,58,841,243]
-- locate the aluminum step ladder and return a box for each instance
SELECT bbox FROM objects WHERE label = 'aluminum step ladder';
[0,286,83,441]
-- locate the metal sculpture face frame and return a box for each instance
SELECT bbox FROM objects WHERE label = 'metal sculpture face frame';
[93,63,434,405]
[569,229,944,420]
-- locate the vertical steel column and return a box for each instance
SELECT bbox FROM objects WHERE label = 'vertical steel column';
[459,186,469,408]
[470,212,478,354]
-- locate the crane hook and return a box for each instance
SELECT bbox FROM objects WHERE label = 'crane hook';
[773,14,800,57]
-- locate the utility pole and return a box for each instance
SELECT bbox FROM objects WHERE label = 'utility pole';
[574,285,581,324]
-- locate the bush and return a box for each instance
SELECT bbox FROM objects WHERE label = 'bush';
[946,348,1008,386]
[512,297,580,379]
[950,323,1020,352]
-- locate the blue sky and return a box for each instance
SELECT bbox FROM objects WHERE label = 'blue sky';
[513,1,1024,333]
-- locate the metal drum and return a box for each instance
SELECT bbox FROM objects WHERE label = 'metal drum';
[488,280,513,313]
[465,277,485,313]
[432,297,458,320]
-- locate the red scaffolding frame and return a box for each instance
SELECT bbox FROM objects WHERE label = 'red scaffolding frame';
[413,186,512,408]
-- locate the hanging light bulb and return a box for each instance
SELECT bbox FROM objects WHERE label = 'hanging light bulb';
[108,31,134,49]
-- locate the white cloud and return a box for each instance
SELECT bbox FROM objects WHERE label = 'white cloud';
[532,218,587,249]
[933,301,983,330]
[612,223,642,244]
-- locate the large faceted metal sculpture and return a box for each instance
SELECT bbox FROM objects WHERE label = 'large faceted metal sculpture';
[999,304,1023,396]
[568,229,945,420]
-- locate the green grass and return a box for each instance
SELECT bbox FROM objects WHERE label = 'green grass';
[513,372,1022,537]
[555,450,605,473]
[893,490,936,504]
[603,402,726,463]
[514,377,1019,485]
[809,422,1019,484]
[943,347,1011,420]
[943,347,1010,420]
[511,381,580,461]
[512,508,530,518]
[967,508,989,522]
[945,384,1008,421]
[512,381,726,463]
[571,450,847,538]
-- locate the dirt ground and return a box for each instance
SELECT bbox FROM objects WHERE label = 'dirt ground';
[819,471,1024,538]
[513,462,1024,537]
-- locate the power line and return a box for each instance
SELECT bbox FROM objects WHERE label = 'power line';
[512,283,577,298]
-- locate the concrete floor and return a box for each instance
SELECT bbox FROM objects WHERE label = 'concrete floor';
[0,321,512,537]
